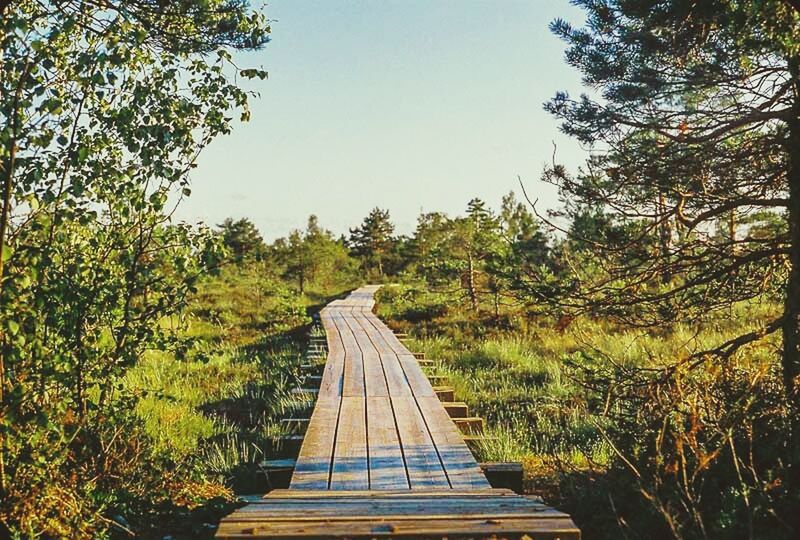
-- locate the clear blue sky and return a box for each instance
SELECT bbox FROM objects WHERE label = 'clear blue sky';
[176,1,589,240]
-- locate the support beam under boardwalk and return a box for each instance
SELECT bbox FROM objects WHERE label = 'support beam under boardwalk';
[217,489,579,539]
[216,286,580,539]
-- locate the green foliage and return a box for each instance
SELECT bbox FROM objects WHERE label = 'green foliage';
[120,265,312,535]
[377,282,791,539]
[270,215,359,295]
[540,3,800,534]
[348,207,397,277]
[0,1,270,536]
[218,218,267,262]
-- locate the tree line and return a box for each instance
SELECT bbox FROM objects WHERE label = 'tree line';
[216,191,552,315]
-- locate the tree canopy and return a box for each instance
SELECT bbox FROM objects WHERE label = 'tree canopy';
[0,0,269,532]
[348,207,396,277]
[543,0,800,530]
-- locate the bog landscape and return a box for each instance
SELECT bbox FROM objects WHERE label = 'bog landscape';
[2,1,800,539]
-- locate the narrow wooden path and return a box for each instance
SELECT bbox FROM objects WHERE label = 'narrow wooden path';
[218,286,580,538]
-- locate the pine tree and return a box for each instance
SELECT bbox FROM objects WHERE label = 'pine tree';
[348,208,396,277]
[218,218,266,261]
[546,0,800,522]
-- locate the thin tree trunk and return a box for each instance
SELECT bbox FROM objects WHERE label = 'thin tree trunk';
[0,130,13,498]
[467,252,477,312]
[657,190,672,284]
[781,54,800,533]
[0,57,29,497]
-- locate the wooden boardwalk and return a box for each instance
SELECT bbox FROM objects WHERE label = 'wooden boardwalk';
[217,286,580,538]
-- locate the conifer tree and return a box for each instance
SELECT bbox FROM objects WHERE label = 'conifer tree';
[348,208,395,277]
[545,0,800,514]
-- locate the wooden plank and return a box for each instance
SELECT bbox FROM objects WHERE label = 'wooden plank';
[217,517,580,539]
[290,397,340,489]
[330,397,369,490]
[391,397,449,489]
[342,313,388,397]
[352,313,412,397]
[356,310,435,398]
[417,396,490,489]
[230,495,558,517]
[433,386,455,402]
[453,417,485,434]
[334,312,365,398]
[317,309,343,398]
[397,354,435,397]
[363,313,408,355]
[366,396,409,490]
[442,402,469,418]
[480,462,524,493]
[258,488,515,498]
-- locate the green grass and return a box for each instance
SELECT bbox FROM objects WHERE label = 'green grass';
[375,284,783,513]
[122,265,342,492]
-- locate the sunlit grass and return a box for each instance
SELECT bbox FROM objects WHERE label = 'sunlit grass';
[122,265,317,488]
[379,284,781,485]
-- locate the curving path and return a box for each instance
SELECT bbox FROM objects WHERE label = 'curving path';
[217,286,580,539]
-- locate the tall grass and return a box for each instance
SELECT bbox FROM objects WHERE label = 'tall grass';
[377,283,782,477]
[123,265,317,495]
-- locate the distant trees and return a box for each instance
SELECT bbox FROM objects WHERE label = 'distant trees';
[349,208,396,277]
[412,199,522,314]
[271,215,356,294]
[495,192,554,307]
[218,218,267,261]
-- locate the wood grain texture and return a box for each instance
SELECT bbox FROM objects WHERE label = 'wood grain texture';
[417,396,490,489]
[217,518,580,539]
[334,311,365,398]
[289,397,339,489]
[366,396,409,490]
[342,314,388,397]
[317,309,344,399]
[391,396,449,489]
[331,396,369,490]
[353,313,412,397]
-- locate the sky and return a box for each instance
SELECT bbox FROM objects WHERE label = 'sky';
[175,0,590,240]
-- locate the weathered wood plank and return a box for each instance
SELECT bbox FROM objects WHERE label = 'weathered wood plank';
[334,312,365,398]
[397,353,435,397]
[352,313,412,397]
[230,494,558,517]
[290,397,339,489]
[363,313,408,356]
[217,517,580,539]
[342,314,388,397]
[391,397,449,489]
[417,396,490,489]
[330,397,369,490]
[257,488,514,498]
[366,396,409,489]
[317,309,344,398]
